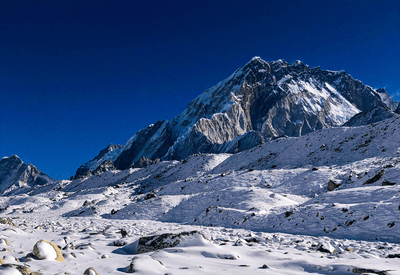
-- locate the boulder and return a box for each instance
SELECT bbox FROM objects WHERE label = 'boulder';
[136,231,208,254]
[327,180,340,191]
[0,238,9,246]
[316,242,336,253]
[0,264,30,275]
[83,267,99,275]
[382,180,396,186]
[363,170,385,185]
[33,240,64,262]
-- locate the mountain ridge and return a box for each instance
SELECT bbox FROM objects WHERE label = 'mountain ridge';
[74,57,396,177]
[0,155,54,194]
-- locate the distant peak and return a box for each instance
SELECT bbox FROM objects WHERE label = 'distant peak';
[0,154,23,165]
[246,56,267,66]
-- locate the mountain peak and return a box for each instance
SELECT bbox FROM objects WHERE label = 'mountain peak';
[75,57,396,171]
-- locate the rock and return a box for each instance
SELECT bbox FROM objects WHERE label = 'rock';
[0,238,9,246]
[0,264,30,275]
[363,170,385,185]
[386,253,400,258]
[0,258,4,265]
[131,156,160,169]
[352,267,388,275]
[262,264,268,269]
[382,180,396,186]
[128,261,135,273]
[136,231,208,254]
[0,218,17,227]
[119,229,129,238]
[33,240,64,262]
[316,242,336,253]
[327,180,340,191]
[113,239,127,247]
[83,267,99,275]
[144,193,157,200]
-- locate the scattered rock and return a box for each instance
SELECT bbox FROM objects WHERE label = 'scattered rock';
[363,170,385,185]
[83,267,99,275]
[352,267,388,275]
[327,180,340,191]
[33,240,64,262]
[0,218,16,226]
[136,231,208,254]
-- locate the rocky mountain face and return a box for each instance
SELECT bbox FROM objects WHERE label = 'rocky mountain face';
[77,57,396,173]
[395,104,400,114]
[343,106,400,127]
[74,144,123,179]
[0,155,54,194]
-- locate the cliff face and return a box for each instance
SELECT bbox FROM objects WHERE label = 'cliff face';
[77,57,396,173]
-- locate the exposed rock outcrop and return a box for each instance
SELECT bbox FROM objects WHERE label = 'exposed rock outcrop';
[74,144,123,179]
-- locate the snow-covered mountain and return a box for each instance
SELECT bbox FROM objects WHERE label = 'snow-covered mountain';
[75,57,396,175]
[0,155,54,194]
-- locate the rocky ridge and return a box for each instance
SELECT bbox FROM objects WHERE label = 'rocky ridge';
[343,105,400,127]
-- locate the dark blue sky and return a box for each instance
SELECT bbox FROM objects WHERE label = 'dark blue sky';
[1,0,399,179]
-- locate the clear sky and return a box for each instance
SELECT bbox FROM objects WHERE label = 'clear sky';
[1,0,399,180]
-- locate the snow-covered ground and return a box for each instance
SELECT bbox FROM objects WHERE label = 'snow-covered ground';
[2,116,400,274]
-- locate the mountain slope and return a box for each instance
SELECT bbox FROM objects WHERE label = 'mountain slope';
[73,144,123,179]
[0,155,54,194]
[12,114,400,243]
[343,105,399,127]
[78,57,396,172]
